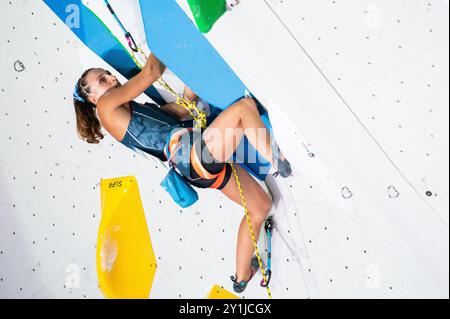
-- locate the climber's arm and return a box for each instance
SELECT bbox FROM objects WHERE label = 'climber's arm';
[183,86,198,103]
[98,54,166,112]
[159,86,199,120]
[161,102,192,120]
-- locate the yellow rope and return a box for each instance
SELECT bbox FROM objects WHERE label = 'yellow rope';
[229,163,272,298]
[132,47,272,299]
[157,77,207,129]
[131,48,207,128]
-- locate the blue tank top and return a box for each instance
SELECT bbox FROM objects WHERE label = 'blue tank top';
[119,101,190,161]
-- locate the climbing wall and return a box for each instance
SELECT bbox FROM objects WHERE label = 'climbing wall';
[0,0,269,299]
[0,0,448,299]
[180,0,449,298]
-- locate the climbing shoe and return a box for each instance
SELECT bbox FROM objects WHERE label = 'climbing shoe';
[273,156,292,178]
[230,255,265,293]
[272,145,292,178]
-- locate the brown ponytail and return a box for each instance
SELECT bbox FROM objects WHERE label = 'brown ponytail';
[73,68,104,144]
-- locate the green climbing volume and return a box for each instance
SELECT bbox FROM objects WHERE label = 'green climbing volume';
[187,0,227,33]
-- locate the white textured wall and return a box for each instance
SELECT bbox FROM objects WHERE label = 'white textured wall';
[0,0,448,299]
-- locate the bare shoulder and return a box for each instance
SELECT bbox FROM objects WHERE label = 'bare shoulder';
[97,103,132,142]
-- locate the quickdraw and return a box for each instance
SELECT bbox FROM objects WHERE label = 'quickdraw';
[260,216,273,288]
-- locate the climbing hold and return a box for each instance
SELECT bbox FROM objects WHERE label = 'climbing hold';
[187,0,227,33]
[96,176,157,299]
[342,186,353,199]
[14,60,25,72]
[207,284,240,299]
[388,185,400,198]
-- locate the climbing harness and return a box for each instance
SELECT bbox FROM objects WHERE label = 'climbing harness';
[163,127,229,190]
[103,0,272,298]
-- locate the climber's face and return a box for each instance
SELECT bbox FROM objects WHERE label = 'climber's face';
[85,68,121,105]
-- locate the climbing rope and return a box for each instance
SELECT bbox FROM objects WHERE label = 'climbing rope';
[127,45,207,129]
[229,165,272,298]
[103,0,206,128]
[103,0,272,298]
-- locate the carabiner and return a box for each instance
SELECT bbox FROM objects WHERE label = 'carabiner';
[125,32,139,52]
[260,269,272,287]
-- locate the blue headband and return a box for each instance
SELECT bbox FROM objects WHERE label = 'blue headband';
[73,83,86,103]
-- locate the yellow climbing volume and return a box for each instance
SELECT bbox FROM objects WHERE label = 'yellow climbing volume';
[96,176,157,299]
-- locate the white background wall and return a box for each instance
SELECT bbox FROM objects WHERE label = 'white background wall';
[0,0,448,299]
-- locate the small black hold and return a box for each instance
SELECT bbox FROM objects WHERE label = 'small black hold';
[14,60,25,72]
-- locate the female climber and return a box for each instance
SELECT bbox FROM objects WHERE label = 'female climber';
[72,53,292,293]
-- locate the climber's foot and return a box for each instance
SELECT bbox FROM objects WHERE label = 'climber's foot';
[230,267,255,294]
[230,256,264,293]
[273,152,292,178]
